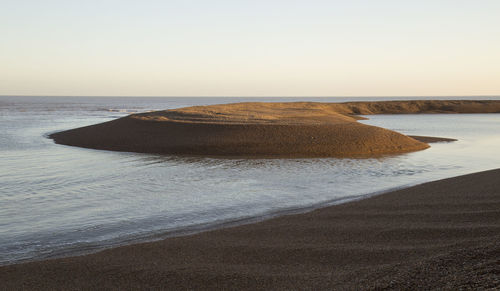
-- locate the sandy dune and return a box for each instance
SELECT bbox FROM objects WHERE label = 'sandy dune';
[50,100,500,157]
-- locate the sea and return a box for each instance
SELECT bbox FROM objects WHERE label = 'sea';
[1,96,500,265]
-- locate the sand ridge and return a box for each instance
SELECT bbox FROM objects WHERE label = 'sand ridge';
[49,100,500,157]
[133,99,500,124]
[133,102,362,125]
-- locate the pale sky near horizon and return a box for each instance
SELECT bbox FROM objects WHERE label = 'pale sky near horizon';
[1,0,500,97]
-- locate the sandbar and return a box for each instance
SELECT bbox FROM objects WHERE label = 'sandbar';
[49,100,500,157]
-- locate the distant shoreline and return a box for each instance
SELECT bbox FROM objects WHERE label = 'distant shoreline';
[2,95,500,98]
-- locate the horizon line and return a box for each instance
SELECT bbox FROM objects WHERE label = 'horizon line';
[2,94,500,98]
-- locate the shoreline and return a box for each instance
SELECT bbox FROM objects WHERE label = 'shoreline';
[2,168,499,289]
[0,136,455,267]
[0,177,422,267]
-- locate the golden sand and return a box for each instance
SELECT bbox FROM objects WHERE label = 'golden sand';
[49,100,500,157]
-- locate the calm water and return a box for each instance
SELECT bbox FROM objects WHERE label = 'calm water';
[1,96,500,265]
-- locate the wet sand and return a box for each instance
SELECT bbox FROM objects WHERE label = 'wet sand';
[2,168,499,290]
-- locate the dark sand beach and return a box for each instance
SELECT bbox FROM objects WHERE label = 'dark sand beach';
[49,100,500,158]
[4,0,500,288]
[1,168,499,290]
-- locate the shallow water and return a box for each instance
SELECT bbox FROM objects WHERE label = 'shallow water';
[1,96,500,265]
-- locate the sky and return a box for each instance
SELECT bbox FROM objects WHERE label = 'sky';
[1,0,500,97]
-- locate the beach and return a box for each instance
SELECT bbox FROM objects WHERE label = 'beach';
[3,0,500,288]
[2,168,499,290]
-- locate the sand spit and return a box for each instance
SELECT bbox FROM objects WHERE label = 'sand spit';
[50,100,499,157]
[2,168,499,289]
[327,99,500,115]
[49,100,500,158]
[409,135,457,143]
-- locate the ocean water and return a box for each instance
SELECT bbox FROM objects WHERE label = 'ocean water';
[1,96,500,265]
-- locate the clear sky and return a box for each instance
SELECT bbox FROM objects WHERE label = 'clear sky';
[1,0,499,96]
